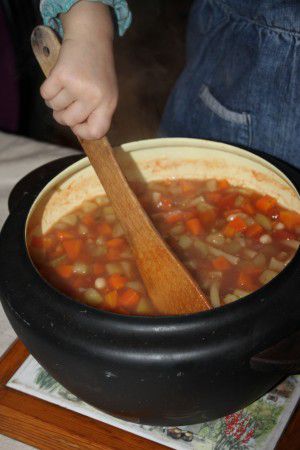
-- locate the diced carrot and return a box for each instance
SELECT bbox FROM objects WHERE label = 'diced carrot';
[212,256,232,271]
[97,223,113,237]
[81,214,95,227]
[241,200,255,215]
[279,211,300,230]
[223,223,236,238]
[93,262,105,276]
[230,216,247,232]
[31,236,53,250]
[218,179,230,190]
[164,211,184,224]
[223,217,247,237]
[108,274,128,290]
[118,288,141,310]
[56,230,75,241]
[107,238,126,249]
[62,239,82,260]
[105,290,118,309]
[218,193,237,210]
[256,195,277,214]
[185,218,204,236]
[245,223,263,238]
[237,271,257,291]
[56,264,73,279]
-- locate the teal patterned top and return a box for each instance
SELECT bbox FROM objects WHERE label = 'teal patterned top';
[40,0,132,36]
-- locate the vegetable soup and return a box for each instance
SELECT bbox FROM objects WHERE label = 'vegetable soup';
[28,178,300,315]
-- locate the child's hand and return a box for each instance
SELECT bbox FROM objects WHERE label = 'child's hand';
[40,1,117,140]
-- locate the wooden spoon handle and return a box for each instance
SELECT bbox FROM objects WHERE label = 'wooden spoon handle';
[31,26,211,314]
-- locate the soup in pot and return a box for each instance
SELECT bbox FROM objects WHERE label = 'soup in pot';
[28,178,300,315]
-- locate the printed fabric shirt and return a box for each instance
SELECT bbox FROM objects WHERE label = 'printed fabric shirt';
[40,0,131,36]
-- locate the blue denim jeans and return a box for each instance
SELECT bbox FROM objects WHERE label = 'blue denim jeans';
[160,0,300,168]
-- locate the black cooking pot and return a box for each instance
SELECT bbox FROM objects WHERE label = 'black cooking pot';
[0,145,299,426]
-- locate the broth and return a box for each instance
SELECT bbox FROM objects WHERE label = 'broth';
[28,178,300,315]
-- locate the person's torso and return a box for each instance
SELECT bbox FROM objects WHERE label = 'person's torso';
[217,0,300,34]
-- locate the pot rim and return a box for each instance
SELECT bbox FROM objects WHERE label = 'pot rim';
[3,138,300,331]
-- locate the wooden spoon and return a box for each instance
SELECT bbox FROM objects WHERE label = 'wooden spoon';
[31,25,211,315]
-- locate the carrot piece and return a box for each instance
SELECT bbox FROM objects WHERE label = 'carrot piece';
[97,223,113,237]
[245,223,263,238]
[223,217,247,237]
[212,256,232,271]
[164,211,184,224]
[56,230,75,241]
[56,264,73,279]
[108,274,128,290]
[231,216,247,231]
[218,179,230,190]
[279,210,300,230]
[205,192,222,205]
[185,218,204,236]
[218,194,238,210]
[237,271,257,292]
[118,288,141,310]
[237,271,256,291]
[93,262,105,276]
[256,195,277,213]
[81,214,95,227]
[223,224,236,238]
[107,238,126,249]
[104,290,118,309]
[62,239,82,260]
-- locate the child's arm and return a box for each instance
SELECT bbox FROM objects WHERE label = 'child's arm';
[40,1,120,140]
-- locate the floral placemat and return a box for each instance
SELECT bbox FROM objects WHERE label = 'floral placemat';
[7,356,299,450]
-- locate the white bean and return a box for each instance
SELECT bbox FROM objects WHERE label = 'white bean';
[95,277,106,290]
[259,234,272,244]
[84,288,103,305]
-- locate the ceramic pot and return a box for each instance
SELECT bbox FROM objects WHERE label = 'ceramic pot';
[1,138,299,425]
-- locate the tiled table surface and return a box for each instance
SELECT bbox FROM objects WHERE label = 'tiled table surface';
[0,131,77,449]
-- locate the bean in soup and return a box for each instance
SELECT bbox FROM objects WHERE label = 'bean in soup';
[28,178,300,315]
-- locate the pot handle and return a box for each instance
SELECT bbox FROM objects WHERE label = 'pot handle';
[250,330,300,374]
